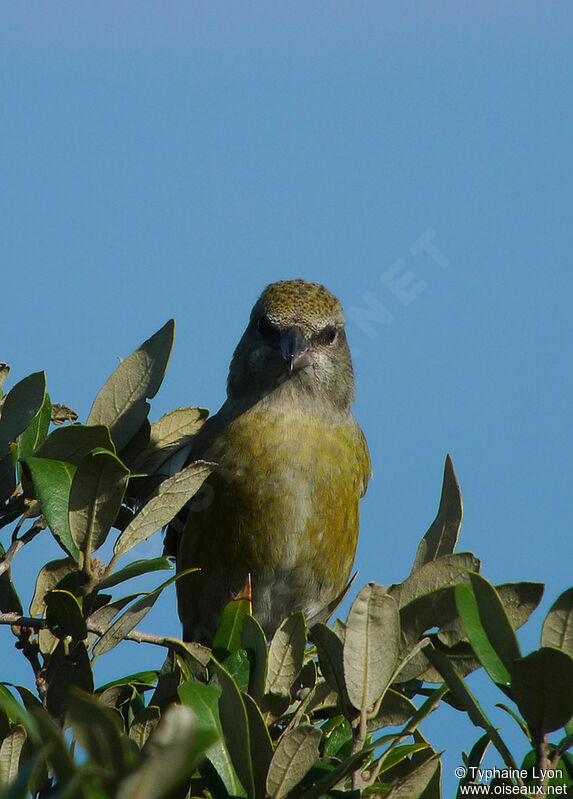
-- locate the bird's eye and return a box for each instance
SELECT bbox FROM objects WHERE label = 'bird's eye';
[315,325,338,346]
[256,316,280,340]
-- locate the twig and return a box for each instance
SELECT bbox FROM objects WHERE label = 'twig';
[0,520,45,577]
[0,612,198,654]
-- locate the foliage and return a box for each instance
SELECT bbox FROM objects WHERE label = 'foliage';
[0,326,572,798]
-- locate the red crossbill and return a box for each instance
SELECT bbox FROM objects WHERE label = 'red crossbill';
[166,280,371,644]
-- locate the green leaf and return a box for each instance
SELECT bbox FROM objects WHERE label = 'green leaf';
[26,456,79,560]
[385,751,441,798]
[45,589,88,640]
[87,319,175,451]
[179,680,222,741]
[224,650,251,694]
[0,725,27,784]
[35,424,116,464]
[113,459,213,556]
[266,725,321,799]
[496,582,545,631]
[379,742,430,775]
[367,689,417,731]
[30,557,77,616]
[343,583,399,712]
[0,541,23,615]
[541,587,573,656]
[69,449,129,561]
[86,593,145,651]
[66,689,130,783]
[0,452,16,503]
[131,405,209,473]
[45,642,95,718]
[97,556,173,590]
[411,454,463,572]
[128,706,160,749]
[241,614,268,703]
[243,692,274,799]
[213,598,252,658]
[265,612,306,698]
[311,622,346,697]
[322,717,353,759]
[455,573,521,688]
[391,552,480,609]
[91,570,187,659]
[215,660,255,799]
[97,671,158,694]
[16,392,52,462]
[0,372,46,455]
[512,647,573,735]
[117,703,216,799]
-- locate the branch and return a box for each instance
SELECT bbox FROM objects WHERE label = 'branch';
[0,612,208,662]
[0,519,45,577]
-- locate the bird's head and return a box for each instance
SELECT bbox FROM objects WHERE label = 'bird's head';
[227,280,356,410]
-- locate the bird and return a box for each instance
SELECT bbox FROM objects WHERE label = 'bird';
[165,279,371,645]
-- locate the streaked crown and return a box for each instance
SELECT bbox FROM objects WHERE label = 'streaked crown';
[254,280,345,333]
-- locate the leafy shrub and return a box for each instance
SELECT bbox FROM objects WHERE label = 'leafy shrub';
[0,324,571,798]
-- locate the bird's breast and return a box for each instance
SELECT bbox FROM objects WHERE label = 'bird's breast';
[204,402,368,578]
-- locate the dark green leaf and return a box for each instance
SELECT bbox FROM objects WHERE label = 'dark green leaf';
[0,452,16,503]
[26,457,79,560]
[16,392,52,462]
[118,703,216,799]
[215,660,255,799]
[241,614,268,703]
[243,692,274,799]
[66,689,130,783]
[512,647,573,735]
[128,706,160,749]
[0,542,22,614]
[69,449,129,560]
[312,622,346,696]
[87,319,175,451]
[45,589,88,640]
[30,557,77,616]
[97,556,173,590]
[0,372,46,455]
[35,424,116,464]
[214,598,252,658]
[91,570,187,659]
[46,642,94,718]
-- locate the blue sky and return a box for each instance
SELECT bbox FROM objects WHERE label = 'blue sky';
[2,2,572,793]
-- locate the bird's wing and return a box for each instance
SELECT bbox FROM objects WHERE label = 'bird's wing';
[162,402,235,558]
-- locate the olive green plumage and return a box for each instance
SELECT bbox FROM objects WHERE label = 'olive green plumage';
[168,279,371,644]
